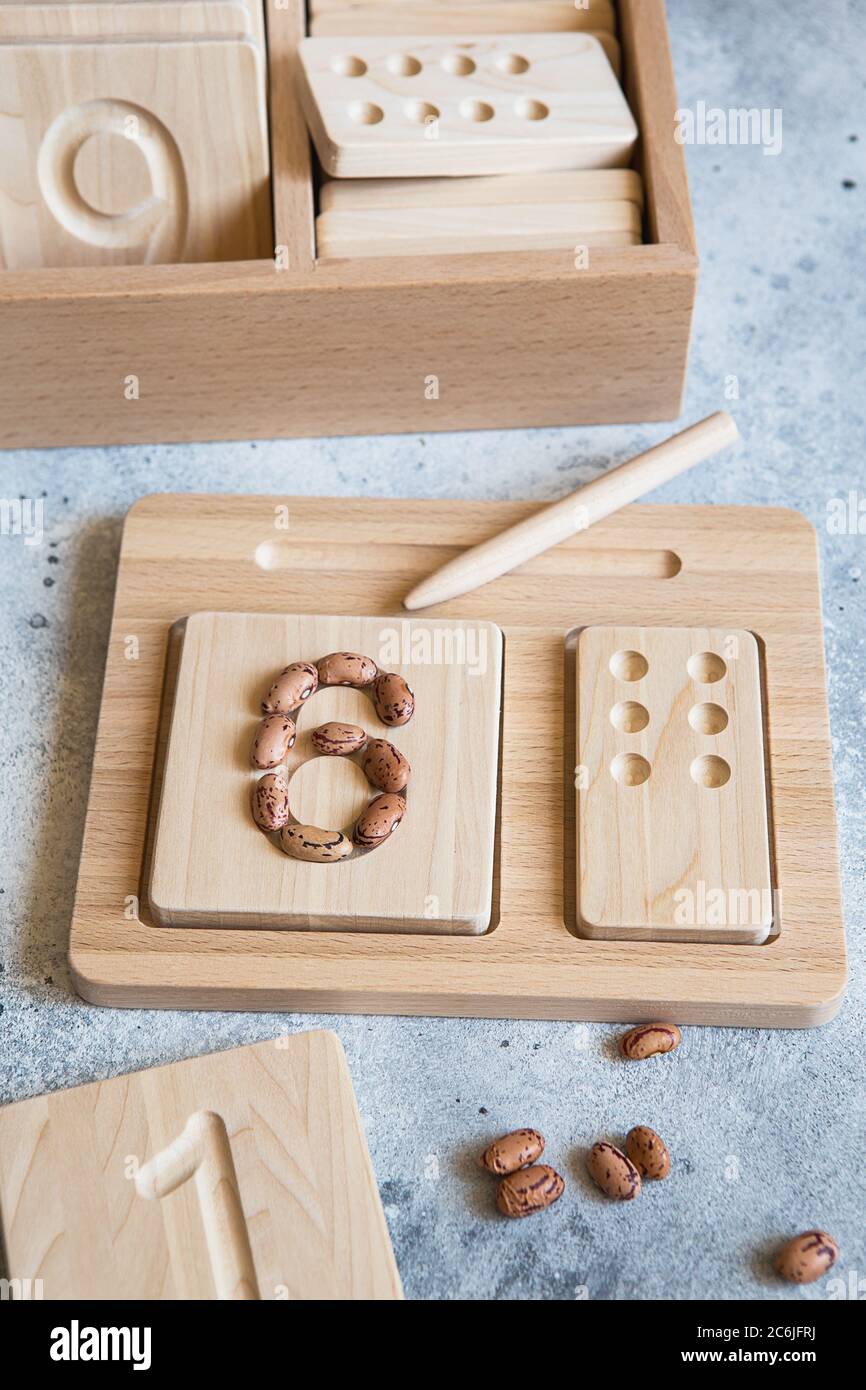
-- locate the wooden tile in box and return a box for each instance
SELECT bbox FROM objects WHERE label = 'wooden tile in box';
[0,3,262,43]
[0,37,271,268]
[307,0,618,40]
[296,32,637,178]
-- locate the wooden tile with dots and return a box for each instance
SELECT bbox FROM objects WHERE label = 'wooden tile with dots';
[576,626,773,945]
[296,31,638,177]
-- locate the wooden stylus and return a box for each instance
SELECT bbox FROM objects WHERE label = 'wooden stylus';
[402,412,740,611]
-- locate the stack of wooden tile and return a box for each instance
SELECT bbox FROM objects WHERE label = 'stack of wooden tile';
[303,2,644,260]
[0,1,271,267]
[317,168,643,257]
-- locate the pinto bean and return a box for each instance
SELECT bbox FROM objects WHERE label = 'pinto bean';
[261,662,318,714]
[250,714,296,770]
[361,738,411,793]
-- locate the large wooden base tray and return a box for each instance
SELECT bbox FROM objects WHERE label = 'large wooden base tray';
[69,494,846,1026]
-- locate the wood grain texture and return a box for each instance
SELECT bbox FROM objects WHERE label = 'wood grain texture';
[0,1,266,47]
[297,32,637,177]
[309,1,616,38]
[0,2,259,40]
[619,0,695,253]
[577,626,772,944]
[0,4,264,222]
[0,38,271,267]
[319,168,644,211]
[66,495,846,1027]
[0,4,265,221]
[316,162,644,259]
[149,611,502,932]
[0,0,696,444]
[309,13,622,75]
[317,201,641,257]
[0,1031,403,1300]
[267,0,316,270]
[0,244,697,438]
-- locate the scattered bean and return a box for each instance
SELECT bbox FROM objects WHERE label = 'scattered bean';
[480,1129,545,1175]
[496,1165,564,1218]
[311,722,368,756]
[280,823,353,862]
[621,1023,682,1060]
[372,672,415,726]
[251,772,290,832]
[317,651,378,687]
[625,1125,671,1180]
[353,793,406,847]
[775,1231,839,1284]
[586,1141,642,1200]
[261,662,318,714]
[250,714,296,770]
[362,738,411,793]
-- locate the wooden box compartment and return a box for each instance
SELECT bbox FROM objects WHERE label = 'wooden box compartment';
[0,0,697,448]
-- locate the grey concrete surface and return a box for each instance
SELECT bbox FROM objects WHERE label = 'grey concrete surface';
[0,0,864,1302]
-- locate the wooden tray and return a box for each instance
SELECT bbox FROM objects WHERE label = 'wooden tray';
[0,1030,402,1300]
[68,494,846,1026]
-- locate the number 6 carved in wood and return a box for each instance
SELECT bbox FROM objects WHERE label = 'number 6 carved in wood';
[37,99,188,261]
[135,1111,260,1300]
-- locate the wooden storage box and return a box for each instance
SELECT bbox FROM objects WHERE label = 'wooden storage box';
[0,1,697,448]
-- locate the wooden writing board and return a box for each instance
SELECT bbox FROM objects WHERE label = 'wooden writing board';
[149,611,502,933]
[0,1031,402,1300]
[0,37,270,267]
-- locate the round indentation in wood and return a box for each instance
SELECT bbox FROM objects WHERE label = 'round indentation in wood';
[331,54,367,77]
[348,100,384,125]
[289,755,371,830]
[688,702,729,735]
[459,99,494,122]
[690,754,731,788]
[515,98,549,121]
[610,753,652,787]
[387,52,422,76]
[497,53,530,74]
[609,649,648,682]
[405,100,439,125]
[610,700,650,733]
[442,53,476,76]
[73,130,150,216]
[687,651,727,684]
